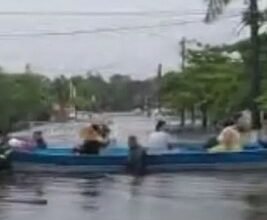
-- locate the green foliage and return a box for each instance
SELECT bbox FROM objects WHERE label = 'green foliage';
[161,46,246,122]
[69,73,154,111]
[51,75,70,107]
[0,73,51,132]
[0,71,155,132]
[219,34,267,110]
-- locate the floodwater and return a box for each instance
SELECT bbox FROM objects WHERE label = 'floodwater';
[3,114,267,220]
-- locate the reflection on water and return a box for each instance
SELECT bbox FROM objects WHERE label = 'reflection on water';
[0,173,267,220]
[5,115,267,220]
[243,186,267,220]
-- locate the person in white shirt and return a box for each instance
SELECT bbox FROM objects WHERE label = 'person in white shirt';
[147,120,172,149]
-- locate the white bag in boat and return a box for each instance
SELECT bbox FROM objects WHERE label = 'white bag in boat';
[8,138,26,148]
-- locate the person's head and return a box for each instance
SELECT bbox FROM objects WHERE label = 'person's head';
[232,112,242,122]
[128,136,139,149]
[91,124,101,134]
[33,131,43,140]
[2,135,9,144]
[220,127,240,149]
[235,111,252,132]
[101,124,110,138]
[155,120,166,132]
[222,118,235,128]
[0,131,9,144]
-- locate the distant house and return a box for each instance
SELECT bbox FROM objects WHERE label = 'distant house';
[51,103,76,121]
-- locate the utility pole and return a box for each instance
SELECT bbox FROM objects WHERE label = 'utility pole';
[69,79,77,119]
[179,37,186,127]
[180,37,186,72]
[249,0,261,130]
[25,63,32,74]
[157,63,162,110]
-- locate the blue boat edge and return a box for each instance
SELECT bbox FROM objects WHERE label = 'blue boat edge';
[9,143,267,173]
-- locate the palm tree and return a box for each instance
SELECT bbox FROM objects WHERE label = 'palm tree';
[205,0,264,130]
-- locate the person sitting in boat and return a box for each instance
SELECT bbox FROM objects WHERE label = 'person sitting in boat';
[0,132,11,167]
[127,136,146,174]
[0,131,7,146]
[218,111,254,146]
[32,131,47,149]
[102,124,111,139]
[0,132,10,154]
[98,124,111,146]
[89,116,113,146]
[259,112,267,147]
[203,118,235,150]
[204,111,253,150]
[147,120,173,149]
[209,126,242,153]
[75,124,105,155]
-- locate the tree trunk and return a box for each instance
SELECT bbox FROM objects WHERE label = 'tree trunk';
[180,108,185,128]
[249,0,261,129]
[58,103,67,122]
[190,106,196,126]
[201,105,208,129]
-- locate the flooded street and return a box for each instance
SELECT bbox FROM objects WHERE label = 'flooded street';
[3,115,267,220]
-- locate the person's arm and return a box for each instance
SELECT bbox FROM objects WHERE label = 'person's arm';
[203,136,219,150]
[40,140,47,149]
[167,143,174,150]
[166,133,175,150]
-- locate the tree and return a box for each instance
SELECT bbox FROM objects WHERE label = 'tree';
[161,46,246,128]
[0,73,52,132]
[205,0,266,129]
[161,71,197,126]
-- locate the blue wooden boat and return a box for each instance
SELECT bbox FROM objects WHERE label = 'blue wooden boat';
[9,143,267,173]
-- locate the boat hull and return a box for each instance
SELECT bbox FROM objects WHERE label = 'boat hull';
[10,146,267,173]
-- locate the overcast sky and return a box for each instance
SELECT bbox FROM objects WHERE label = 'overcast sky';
[0,0,265,79]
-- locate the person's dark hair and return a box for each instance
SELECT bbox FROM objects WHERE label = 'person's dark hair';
[128,135,139,148]
[232,112,242,123]
[156,120,166,131]
[101,125,110,138]
[128,135,137,143]
[33,131,43,136]
[91,124,101,133]
[221,112,242,128]
[222,119,235,127]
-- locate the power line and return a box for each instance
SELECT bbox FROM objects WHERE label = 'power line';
[0,21,199,37]
[0,14,241,38]
[0,9,244,17]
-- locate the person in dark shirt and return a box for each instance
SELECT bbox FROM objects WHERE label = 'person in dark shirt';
[127,136,146,174]
[0,131,10,154]
[75,124,105,155]
[33,131,47,149]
